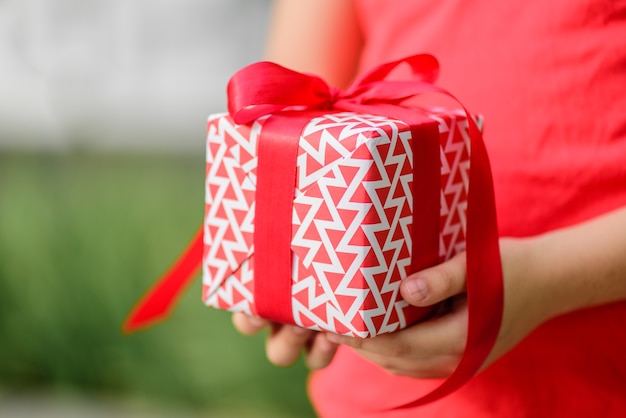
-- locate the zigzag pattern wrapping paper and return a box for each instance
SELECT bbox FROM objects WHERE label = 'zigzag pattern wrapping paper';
[202,110,471,337]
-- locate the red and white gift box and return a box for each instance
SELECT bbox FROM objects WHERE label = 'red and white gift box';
[202,109,474,337]
[124,54,503,406]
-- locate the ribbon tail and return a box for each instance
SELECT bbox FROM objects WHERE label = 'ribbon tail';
[392,115,502,408]
[122,227,204,334]
[389,107,503,410]
[349,54,439,90]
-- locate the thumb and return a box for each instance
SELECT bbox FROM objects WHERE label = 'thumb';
[400,252,467,306]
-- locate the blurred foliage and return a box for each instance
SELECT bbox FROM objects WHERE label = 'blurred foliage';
[0,152,315,417]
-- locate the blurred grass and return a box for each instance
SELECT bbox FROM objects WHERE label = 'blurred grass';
[0,151,315,417]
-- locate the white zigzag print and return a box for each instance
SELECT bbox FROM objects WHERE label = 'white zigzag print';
[203,110,471,337]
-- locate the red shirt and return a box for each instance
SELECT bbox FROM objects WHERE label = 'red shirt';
[310,0,626,416]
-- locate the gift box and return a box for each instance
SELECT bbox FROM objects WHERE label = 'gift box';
[202,108,475,337]
[124,54,503,405]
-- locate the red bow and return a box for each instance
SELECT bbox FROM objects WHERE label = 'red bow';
[227,53,440,124]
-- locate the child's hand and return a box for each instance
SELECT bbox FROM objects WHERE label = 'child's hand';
[232,312,339,370]
[323,238,550,378]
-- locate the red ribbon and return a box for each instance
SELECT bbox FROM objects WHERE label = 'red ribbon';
[123,54,503,408]
[252,111,316,325]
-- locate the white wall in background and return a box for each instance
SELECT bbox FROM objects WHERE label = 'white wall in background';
[0,0,271,152]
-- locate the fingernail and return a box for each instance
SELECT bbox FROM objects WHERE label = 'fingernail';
[405,277,428,301]
[319,334,337,352]
[325,333,343,344]
[292,325,310,335]
[248,316,266,327]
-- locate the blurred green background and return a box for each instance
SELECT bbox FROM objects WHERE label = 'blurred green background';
[0,151,315,417]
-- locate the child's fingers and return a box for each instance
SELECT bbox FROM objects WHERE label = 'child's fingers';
[266,324,315,366]
[232,312,269,335]
[401,252,467,307]
[305,333,339,370]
